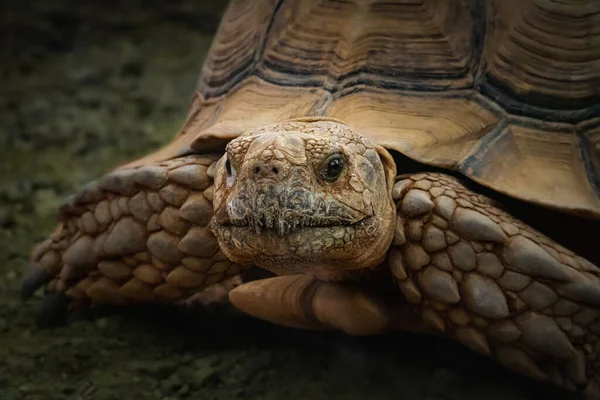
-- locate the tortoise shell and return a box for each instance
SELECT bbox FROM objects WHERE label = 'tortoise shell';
[127,0,600,218]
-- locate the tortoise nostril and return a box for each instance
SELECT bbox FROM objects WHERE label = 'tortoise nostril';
[253,162,284,179]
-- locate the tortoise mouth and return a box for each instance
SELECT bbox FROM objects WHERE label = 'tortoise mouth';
[217,213,369,237]
[211,215,379,269]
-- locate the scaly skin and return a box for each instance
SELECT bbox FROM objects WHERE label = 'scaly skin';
[23,119,600,399]
[23,153,246,320]
[212,120,600,399]
[389,173,600,397]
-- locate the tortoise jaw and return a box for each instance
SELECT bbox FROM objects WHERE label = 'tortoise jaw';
[210,215,380,275]
[213,178,370,237]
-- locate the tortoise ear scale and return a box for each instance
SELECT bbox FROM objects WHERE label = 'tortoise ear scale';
[375,145,397,193]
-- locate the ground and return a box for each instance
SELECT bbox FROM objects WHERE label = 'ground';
[0,1,580,399]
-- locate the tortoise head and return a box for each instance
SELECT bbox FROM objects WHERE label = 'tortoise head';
[210,118,397,277]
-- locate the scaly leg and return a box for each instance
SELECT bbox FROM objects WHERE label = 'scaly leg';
[389,172,600,399]
[23,154,248,325]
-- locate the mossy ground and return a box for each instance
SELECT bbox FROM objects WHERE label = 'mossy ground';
[0,1,579,399]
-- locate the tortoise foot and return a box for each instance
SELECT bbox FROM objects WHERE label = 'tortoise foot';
[390,172,600,396]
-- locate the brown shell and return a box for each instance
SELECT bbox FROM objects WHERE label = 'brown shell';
[126,0,600,219]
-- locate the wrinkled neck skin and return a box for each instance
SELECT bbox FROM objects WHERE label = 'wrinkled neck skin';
[210,118,397,280]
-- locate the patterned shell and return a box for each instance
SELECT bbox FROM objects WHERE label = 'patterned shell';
[129,0,600,219]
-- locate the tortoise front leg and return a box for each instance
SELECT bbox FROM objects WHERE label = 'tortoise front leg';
[22,153,248,325]
[389,172,600,398]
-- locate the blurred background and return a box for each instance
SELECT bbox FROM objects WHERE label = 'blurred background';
[0,1,579,399]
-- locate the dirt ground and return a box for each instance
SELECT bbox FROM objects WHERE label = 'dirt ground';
[0,1,581,399]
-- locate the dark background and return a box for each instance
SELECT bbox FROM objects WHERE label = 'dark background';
[0,1,579,399]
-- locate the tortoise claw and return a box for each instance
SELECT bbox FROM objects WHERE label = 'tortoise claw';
[35,292,69,328]
[21,264,51,301]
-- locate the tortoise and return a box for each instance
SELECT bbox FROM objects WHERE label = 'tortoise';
[21,0,600,397]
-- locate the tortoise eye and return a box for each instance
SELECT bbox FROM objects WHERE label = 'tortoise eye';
[321,153,345,182]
